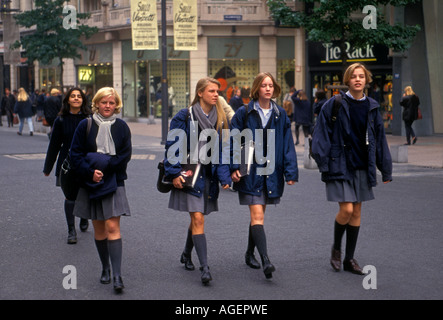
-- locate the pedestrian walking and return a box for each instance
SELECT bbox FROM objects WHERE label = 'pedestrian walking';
[229,88,244,112]
[44,88,62,139]
[70,87,132,293]
[43,87,92,244]
[313,89,327,119]
[400,85,420,145]
[230,72,298,279]
[291,89,312,145]
[163,77,231,285]
[1,88,16,127]
[13,88,34,136]
[311,63,392,275]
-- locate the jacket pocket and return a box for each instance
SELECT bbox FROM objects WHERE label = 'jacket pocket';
[328,145,347,176]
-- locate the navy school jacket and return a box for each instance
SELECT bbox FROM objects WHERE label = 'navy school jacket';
[163,107,232,200]
[311,94,392,186]
[230,100,298,198]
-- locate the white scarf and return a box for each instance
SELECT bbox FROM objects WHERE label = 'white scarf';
[93,112,117,155]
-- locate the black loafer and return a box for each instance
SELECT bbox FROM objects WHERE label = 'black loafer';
[79,219,89,232]
[200,266,212,285]
[100,269,111,284]
[113,276,124,293]
[180,252,195,271]
[245,251,260,269]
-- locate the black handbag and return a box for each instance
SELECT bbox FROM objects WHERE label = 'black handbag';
[60,117,92,200]
[157,160,173,193]
[60,155,80,200]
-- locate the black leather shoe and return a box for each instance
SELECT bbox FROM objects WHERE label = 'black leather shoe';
[260,255,275,279]
[67,226,77,244]
[330,246,341,272]
[79,219,89,232]
[245,251,260,269]
[100,269,111,284]
[343,259,365,275]
[113,276,124,293]
[200,266,212,285]
[180,252,195,270]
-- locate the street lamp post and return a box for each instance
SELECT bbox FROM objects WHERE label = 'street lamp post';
[160,0,168,145]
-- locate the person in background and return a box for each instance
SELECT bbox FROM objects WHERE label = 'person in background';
[400,86,420,145]
[230,72,298,280]
[43,87,92,244]
[70,87,132,293]
[228,88,244,112]
[311,63,392,275]
[44,88,62,139]
[313,89,327,120]
[291,89,312,145]
[1,88,16,127]
[13,88,34,136]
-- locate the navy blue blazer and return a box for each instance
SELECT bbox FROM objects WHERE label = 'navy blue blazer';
[311,94,392,186]
[70,118,132,189]
[164,107,232,200]
[230,100,298,199]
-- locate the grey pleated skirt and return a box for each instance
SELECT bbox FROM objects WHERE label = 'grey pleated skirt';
[168,177,218,215]
[238,191,280,206]
[73,186,131,220]
[325,169,374,203]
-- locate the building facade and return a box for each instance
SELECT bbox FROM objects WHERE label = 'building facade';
[1,0,442,135]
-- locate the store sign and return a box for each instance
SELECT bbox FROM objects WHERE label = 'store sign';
[78,66,95,84]
[308,42,391,67]
[173,0,198,51]
[130,0,159,50]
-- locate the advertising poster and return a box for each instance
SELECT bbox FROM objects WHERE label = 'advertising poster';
[130,0,159,50]
[173,0,198,51]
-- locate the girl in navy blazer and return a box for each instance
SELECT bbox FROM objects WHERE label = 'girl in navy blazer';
[164,77,231,285]
[311,63,392,275]
[230,72,298,279]
[70,87,132,293]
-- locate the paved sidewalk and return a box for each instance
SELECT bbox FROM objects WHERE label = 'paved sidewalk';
[126,120,443,169]
[13,116,442,169]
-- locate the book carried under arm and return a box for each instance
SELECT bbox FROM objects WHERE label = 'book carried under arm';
[162,155,201,188]
[239,140,255,177]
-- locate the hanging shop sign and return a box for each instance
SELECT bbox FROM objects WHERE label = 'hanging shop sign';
[173,0,198,51]
[78,66,95,84]
[130,0,159,50]
[308,41,391,67]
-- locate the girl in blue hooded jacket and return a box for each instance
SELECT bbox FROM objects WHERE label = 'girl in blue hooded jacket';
[311,63,392,275]
[230,72,298,280]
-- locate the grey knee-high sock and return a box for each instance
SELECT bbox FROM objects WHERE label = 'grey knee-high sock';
[95,238,110,271]
[250,225,267,256]
[192,234,208,268]
[64,200,75,227]
[246,224,255,254]
[108,238,123,277]
[184,228,194,255]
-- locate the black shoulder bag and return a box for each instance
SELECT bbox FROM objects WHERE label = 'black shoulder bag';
[309,93,342,158]
[60,117,92,200]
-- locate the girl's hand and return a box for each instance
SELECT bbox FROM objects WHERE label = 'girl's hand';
[231,170,241,183]
[93,169,103,183]
[173,175,185,189]
[287,180,296,185]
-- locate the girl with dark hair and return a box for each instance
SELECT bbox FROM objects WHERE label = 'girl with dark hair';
[43,87,92,244]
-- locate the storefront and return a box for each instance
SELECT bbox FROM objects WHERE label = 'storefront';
[307,41,393,131]
[208,37,259,105]
[277,36,295,106]
[75,43,114,102]
[121,38,190,119]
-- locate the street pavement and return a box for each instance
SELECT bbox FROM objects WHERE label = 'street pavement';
[1,119,443,305]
